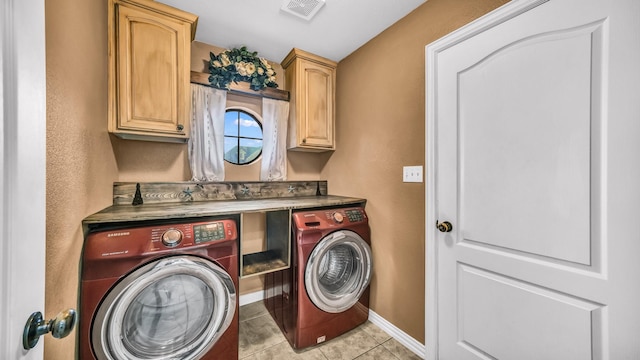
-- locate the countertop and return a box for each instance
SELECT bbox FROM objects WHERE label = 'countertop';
[82,195,366,226]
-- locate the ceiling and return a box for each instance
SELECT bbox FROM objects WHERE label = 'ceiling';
[156,0,426,63]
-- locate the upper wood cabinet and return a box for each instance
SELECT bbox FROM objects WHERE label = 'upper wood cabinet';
[281,48,337,151]
[108,0,197,143]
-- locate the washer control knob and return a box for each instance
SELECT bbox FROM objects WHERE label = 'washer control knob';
[162,229,183,247]
[332,212,344,223]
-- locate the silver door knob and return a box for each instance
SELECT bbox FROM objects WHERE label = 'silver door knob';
[436,221,453,233]
[23,308,76,350]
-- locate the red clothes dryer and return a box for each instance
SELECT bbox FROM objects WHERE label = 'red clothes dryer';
[79,217,239,360]
[265,207,373,349]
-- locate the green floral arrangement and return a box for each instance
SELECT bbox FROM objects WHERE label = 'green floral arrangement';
[208,46,278,91]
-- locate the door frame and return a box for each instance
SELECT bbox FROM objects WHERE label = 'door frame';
[424,1,548,359]
[0,0,47,358]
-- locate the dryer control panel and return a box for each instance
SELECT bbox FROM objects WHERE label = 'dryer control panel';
[293,207,368,230]
[344,209,365,222]
[325,208,366,225]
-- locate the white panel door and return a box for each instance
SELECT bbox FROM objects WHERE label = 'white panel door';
[426,0,640,359]
[0,0,47,358]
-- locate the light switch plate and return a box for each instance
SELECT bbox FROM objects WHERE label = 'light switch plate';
[403,166,423,183]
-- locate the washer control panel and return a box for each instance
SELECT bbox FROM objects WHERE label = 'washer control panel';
[161,229,183,247]
[87,219,238,259]
[150,219,237,250]
[331,212,344,223]
[193,221,230,244]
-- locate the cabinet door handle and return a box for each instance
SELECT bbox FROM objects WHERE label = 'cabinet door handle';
[177,124,184,131]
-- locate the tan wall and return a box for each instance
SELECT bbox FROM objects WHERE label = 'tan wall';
[44,0,505,358]
[43,2,325,359]
[44,0,117,358]
[324,0,508,343]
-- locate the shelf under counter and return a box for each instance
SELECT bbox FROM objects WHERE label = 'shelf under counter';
[239,209,291,279]
[242,250,288,277]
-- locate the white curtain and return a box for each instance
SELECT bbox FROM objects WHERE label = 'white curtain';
[188,84,227,181]
[260,98,289,181]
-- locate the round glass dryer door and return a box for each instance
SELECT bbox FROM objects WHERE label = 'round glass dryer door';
[92,255,236,360]
[305,230,373,313]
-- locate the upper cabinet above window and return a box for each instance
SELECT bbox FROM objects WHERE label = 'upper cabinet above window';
[281,48,337,152]
[108,0,198,143]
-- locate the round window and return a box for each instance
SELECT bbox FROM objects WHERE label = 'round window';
[224,109,263,165]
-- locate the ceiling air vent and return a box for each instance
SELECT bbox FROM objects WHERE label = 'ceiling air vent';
[281,0,326,21]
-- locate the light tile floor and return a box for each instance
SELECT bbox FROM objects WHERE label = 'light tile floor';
[239,301,422,360]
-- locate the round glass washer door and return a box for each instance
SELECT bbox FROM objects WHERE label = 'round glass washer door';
[92,255,236,360]
[305,230,373,313]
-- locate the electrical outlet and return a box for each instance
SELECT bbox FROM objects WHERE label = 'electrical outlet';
[403,166,423,183]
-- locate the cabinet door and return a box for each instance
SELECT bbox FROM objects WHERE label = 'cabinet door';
[298,59,335,149]
[110,1,192,141]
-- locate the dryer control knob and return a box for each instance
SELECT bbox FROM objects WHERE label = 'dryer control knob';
[162,229,183,247]
[332,212,344,223]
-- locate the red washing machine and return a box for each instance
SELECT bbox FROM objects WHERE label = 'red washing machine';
[79,217,239,360]
[264,207,373,349]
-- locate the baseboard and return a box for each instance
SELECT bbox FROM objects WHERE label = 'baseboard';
[368,309,426,359]
[239,290,264,306]
[238,290,426,359]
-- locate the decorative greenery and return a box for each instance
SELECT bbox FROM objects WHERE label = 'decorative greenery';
[208,46,278,91]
